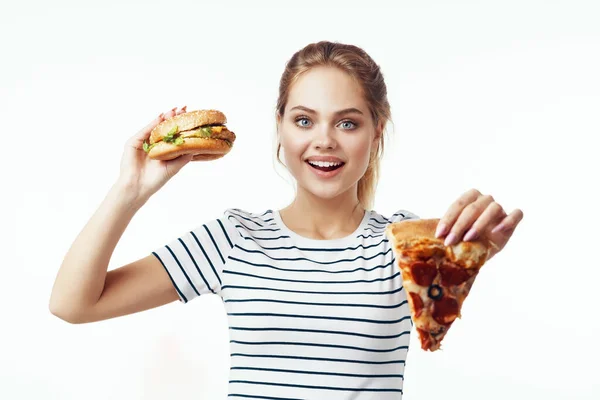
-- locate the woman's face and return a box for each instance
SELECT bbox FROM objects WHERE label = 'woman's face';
[278,66,380,203]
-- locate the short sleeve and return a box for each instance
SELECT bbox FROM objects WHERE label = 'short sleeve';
[152,215,239,303]
[388,209,420,224]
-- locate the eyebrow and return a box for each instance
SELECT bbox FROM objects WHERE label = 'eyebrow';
[289,105,364,117]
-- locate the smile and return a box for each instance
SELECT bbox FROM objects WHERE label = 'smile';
[307,160,345,171]
[305,160,346,178]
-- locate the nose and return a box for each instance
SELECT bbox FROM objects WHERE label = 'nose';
[313,126,337,150]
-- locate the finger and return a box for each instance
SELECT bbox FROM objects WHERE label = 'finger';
[162,107,178,120]
[491,208,524,235]
[176,105,187,115]
[127,106,182,151]
[463,201,505,242]
[130,107,177,146]
[127,113,166,148]
[445,194,494,246]
[166,153,194,174]
[436,188,481,238]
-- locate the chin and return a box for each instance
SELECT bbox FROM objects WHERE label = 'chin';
[299,181,355,202]
[288,162,363,202]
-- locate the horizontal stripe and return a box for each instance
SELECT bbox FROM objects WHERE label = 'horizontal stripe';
[221,285,403,296]
[238,232,292,241]
[369,217,389,225]
[357,234,385,239]
[390,212,406,219]
[204,224,226,264]
[167,244,200,296]
[229,216,282,232]
[364,227,386,234]
[230,366,404,379]
[241,236,389,252]
[217,219,234,248]
[189,232,222,286]
[229,210,278,228]
[229,326,411,340]
[223,269,401,285]
[234,245,392,265]
[229,380,402,393]
[228,312,411,325]
[228,395,302,400]
[367,223,387,230]
[178,238,215,295]
[231,340,409,353]
[228,256,395,275]
[224,298,408,310]
[231,353,406,365]
[151,252,188,302]
[233,208,273,217]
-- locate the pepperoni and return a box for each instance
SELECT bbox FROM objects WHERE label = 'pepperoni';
[410,261,437,286]
[432,296,459,325]
[417,328,433,350]
[409,292,424,318]
[439,262,473,286]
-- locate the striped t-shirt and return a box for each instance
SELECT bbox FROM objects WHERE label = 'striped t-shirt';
[152,208,419,399]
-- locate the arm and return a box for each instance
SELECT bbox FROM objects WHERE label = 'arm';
[49,106,196,324]
[49,181,178,324]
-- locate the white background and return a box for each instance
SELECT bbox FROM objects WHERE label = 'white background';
[2,0,599,399]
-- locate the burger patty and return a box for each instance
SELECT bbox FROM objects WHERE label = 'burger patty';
[195,127,236,142]
[215,129,235,142]
[163,125,236,143]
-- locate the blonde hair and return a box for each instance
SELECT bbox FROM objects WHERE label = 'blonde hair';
[275,41,391,210]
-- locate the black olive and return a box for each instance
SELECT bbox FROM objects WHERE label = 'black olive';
[431,326,446,336]
[428,284,443,300]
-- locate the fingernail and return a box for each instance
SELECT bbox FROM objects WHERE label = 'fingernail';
[159,113,164,118]
[435,223,449,238]
[463,228,478,242]
[182,105,187,111]
[172,107,177,112]
[491,223,505,234]
[444,232,457,246]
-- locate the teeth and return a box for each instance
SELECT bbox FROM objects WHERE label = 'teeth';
[308,160,342,168]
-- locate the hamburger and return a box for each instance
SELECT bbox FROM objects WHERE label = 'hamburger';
[143,109,236,161]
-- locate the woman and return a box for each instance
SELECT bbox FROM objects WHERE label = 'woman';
[50,41,523,399]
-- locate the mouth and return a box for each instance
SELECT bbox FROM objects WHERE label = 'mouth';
[306,160,345,173]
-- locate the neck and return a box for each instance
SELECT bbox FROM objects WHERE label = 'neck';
[279,185,365,240]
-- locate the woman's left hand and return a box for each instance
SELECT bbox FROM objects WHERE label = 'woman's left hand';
[435,189,524,260]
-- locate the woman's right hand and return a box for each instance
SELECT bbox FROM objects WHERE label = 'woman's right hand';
[116,106,193,204]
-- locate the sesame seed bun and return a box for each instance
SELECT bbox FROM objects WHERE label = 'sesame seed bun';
[146,109,235,161]
[147,137,232,161]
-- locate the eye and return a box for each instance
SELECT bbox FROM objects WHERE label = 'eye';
[294,116,313,129]
[338,120,357,130]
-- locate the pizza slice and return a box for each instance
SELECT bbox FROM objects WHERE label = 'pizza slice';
[385,219,497,351]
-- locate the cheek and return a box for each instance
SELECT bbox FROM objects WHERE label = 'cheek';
[348,135,374,169]
[279,130,309,165]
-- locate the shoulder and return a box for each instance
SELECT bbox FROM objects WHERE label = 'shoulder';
[221,208,281,238]
[370,209,420,224]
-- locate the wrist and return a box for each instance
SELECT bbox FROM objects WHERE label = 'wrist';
[110,179,149,211]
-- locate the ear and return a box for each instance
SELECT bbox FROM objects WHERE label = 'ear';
[378,120,385,137]
[276,112,282,137]
[373,120,384,142]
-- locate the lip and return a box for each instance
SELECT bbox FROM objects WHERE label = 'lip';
[305,155,345,163]
[305,159,345,179]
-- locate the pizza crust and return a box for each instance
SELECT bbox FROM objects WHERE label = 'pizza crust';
[386,219,493,268]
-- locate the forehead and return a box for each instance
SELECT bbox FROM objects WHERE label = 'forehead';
[285,66,368,115]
